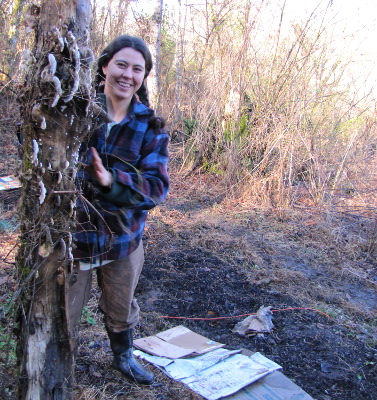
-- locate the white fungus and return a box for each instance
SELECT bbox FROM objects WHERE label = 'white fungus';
[51,76,62,107]
[31,139,39,165]
[39,181,47,204]
[48,53,57,75]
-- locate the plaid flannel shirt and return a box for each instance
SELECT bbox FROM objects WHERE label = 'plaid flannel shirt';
[73,96,169,263]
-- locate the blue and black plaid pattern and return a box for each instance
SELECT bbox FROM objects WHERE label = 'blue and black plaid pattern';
[73,97,169,264]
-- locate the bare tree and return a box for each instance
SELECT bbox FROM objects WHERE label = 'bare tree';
[154,0,164,110]
[132,0,164,108]
[173,0,185,125]
[16,0,96,398]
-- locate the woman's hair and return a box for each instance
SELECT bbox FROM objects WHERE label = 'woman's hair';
[96,35,153,107]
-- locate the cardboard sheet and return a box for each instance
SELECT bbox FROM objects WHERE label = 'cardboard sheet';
[134,325,224,358]
[134,326,314,400]
[223,370,314,400]
[134,335,194,359]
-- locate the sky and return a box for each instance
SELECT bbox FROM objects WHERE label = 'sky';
[285,0,377,96]
[133,0,376,58]
[131,0,377,97]
[132,0,376,50]
[285,0,377,53]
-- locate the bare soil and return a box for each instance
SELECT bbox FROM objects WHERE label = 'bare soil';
[0,110,376,400]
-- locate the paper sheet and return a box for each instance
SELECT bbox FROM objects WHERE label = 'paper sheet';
[135,349,281,400]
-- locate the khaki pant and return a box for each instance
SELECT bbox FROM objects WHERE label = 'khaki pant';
[68,242,144,333]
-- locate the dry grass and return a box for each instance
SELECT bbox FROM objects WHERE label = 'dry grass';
[0,166,376,399]
[148,169,377,338]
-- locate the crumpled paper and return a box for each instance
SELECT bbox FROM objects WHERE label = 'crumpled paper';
[232,306,274,336]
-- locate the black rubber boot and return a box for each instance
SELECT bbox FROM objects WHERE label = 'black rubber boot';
[107,328,154,384]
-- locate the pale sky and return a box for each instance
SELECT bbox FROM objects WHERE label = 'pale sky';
[134,0,376,55]
[132,0,377,97]
[284,0,377,96]
[285,0,377,52]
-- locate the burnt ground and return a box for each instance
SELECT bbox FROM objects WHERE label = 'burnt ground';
[0,116,376,399]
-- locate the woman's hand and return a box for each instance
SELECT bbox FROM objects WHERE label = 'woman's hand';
[88,147,113,188]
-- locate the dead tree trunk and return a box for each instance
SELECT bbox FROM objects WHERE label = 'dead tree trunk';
[16,1,95,399]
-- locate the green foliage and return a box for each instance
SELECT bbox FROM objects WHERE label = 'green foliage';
[222,113,251,143]
[0,296,17,364]
[183,117,198,137]
[0,295,15,322]
[0,331,16,363]
[200,159,224,175]
[161,28,176,54]
[81,307,96,326]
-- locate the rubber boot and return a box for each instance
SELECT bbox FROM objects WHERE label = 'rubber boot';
[107,328,154,384]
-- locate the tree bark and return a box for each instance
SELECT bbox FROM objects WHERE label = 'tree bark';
[16,1,94,399]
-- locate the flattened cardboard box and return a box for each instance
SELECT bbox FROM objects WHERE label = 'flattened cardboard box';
[134,326,314,400]
[223,370,314,400]
[134,325,224,359]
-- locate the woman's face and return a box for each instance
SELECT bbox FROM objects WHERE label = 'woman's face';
[102,47,146,104]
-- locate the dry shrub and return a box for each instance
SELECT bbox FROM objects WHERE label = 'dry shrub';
[1,1,376,211]
[166,1,377,210]
[4,0,375,210]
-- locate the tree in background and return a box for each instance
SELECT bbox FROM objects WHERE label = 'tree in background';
[16,0,96,398]
[0,0,26,82]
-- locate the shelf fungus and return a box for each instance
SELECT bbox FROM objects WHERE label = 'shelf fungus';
[41,53,62,108]
[64,31,81,103]
[57,171,63,184]
[40,117,46,130]
[50,26,65,53]
[31,139,39,165]
[38,180,47,204]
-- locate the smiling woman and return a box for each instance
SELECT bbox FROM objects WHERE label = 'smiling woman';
[102,47,146,122]
[69,34,170,385]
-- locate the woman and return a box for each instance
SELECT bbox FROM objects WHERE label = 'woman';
[68,35,169,384]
